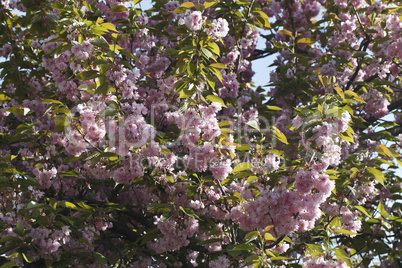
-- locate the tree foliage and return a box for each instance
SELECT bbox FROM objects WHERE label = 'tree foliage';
[0,0,401,267]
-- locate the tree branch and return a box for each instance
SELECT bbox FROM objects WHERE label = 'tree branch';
[234,0,255,74]
[363,97,402,126]
[368,126,402,140]
[248,49,275,61]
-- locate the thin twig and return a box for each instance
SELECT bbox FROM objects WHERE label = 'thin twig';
[234,0,255,74]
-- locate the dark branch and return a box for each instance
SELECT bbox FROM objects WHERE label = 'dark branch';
[249,49,275,61]
[363,98,402,126]
[369,126,402,140]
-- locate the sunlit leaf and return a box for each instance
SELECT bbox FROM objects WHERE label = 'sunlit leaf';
[232,162,254,173]
[210,63,227,69]
[272,126,288,144]
[297,38,315,44]
[180,2,195,8]
[367,167,385,186]
[6,106,30,116]
[378,202,390,218]
[264,232,276,241]
[355,205,371,218]
[206,95,227,107]
[278,29,292,36]
[204,0,217,9]
[333,229,359,235]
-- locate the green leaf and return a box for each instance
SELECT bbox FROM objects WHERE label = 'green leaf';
[0,244,19,256]
[210,63,227,69]
[353,51,368,58]
[179,89,193,98]
[109,5,128,12]
[0,262,16,268]
[272,126,288,144]
[91,37,110,50]
[60,201,78,210]
[246,176,258,183]
[187,62,196,75]
[119,50,140,61]
[333,86,345,99]
[204,0,217,9]
[367,167,385,186]
[376,144,393,158]
[233,171,254,179]
[318,75,326,87]
[227,243,255,258]
[93,252,108,265]
[198,238,223,245]
[179,206,201,219]
[209,67,223,82]
[270,256,292,261]
[297,38,315,44]
[0,236,21,244]
[253,10,271,28]
[218,120,233,127]
[100,22,117,32]
[244,255,260,263]
[272,41,289,49]
[232,162,254,173]
[59,171,79,177]
[264,232,276,241]
[6,106,30,116]
[205,72,216,90]
[266,105,282,111]
[208,42,220,55]
[334,248,351,266]
[166,176,174,183]
[354,205,371,218]
[333,229,359,235]
[99,105,118,117]
[236,144,251,151]
[330,217,342,228]
[0,94,11,101]
[26,201,45,210]
[378,202,390,218]
[206,95,227,108]
[355,206,371,218]
[344,90,365,103]
[40,99,64,105]
[180,2,195,8]
[245,231,260,242]
[95,82,110,96]
[77,202,94,211]
[182,83,197,97]
[21,253,34,263]
[140,228,159,246]
[104,202,125,211]
[76,70,101,81]
[201,47,212,58]
[306,243,323,253]
[13,222,24,237]
[54,116,70,132]
[277,29,292,37]
[338,131,354,143]
[246,120,260,131]
[63,155,83,163]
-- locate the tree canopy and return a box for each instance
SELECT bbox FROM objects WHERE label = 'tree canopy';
[0,0,401,267]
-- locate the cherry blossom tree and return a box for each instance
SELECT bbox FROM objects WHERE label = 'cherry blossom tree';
[0,0,401,267]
